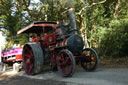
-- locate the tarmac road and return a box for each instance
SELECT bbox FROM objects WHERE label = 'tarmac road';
[0,65,128,85]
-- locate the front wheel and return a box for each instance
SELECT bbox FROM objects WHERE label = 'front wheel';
[81,48,99,71]
[57,49,76,77]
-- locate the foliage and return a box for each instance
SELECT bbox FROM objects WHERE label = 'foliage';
[99,19,128,57]
[0,0,28,47]
[74,0,128,57]
[0,0,128,57]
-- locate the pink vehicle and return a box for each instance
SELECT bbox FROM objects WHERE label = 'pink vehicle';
[1,46,23,72]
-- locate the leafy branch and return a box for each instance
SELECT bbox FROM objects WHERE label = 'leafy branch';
[79,0,107,15]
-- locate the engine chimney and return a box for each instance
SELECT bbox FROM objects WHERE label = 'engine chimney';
[68,8,77,34]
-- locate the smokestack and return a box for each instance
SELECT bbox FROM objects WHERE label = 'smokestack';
[68,8,77,34]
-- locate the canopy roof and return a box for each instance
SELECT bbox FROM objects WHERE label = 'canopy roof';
[17,21,57,34]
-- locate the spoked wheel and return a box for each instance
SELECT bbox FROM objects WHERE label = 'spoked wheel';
[81,48,99,71]
[23,43,44,75]
[57,49,76,77]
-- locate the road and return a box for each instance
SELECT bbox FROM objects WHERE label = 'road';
[0,65,128,85]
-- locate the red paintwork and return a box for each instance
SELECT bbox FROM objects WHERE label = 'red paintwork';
[23,45,34,74]
[16,54,22,61]
[43,33,56,45]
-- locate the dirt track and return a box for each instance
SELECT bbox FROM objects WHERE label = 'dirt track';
[0,75,67,85]
[0,65,128,85]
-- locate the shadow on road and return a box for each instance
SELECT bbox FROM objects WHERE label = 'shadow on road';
[0,65,128,85]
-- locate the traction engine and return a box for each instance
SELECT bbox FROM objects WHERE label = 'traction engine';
[17,8,98,77]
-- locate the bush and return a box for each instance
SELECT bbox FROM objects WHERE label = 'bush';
[99,19,128,57]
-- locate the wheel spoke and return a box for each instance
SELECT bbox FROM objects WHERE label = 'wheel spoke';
[81,48,98,71]
[57,50,75,77]
[65,56,70,64]
[28,63,34,73]
[23,45,34,74]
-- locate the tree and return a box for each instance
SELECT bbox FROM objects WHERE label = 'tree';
[1,0,128,57]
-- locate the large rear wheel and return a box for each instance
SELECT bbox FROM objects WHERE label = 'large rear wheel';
[57,49,76,77]
[81,48,98,71]
[22,43,44,75]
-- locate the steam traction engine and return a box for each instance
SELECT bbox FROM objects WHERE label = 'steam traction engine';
[17,8,98,77]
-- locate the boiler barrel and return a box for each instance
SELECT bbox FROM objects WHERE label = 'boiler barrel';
[66,34,84,52]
